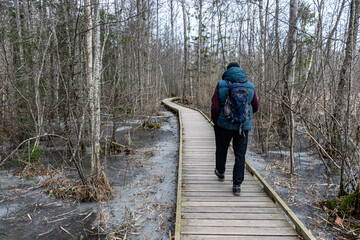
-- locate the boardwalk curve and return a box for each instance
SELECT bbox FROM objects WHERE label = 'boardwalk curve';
[162,98,315,240]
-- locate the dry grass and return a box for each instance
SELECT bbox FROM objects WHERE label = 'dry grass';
[39,173,113,202]
[12,162,114,202]
[12,163,59,179]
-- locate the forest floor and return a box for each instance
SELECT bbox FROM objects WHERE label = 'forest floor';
[0,106,179,240]
[0,104,352,240]
[246,137,346,240]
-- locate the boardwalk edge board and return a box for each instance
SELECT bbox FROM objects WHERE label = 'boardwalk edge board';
[162,98,315,240]
[162,97,183,239]
[245,162,316,240]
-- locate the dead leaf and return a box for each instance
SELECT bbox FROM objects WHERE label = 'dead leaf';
[322,205,329,212]
[335,216,343,226]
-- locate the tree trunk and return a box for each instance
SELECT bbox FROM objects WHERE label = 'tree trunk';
[181,0,188,102]
[92,0,102,176]
[217,4,226,68]
[356,126,360,216]
[84,0,95,175]
[0,20,6,160]
[15,0,24,66]
[337,0,360,196]
[0,75,4,162]
[258,0,265,87]
[284,0,298,174]
[170,0,176,95]
[1,1,13,155]
[196,0,202,105]
[29,1,42,147]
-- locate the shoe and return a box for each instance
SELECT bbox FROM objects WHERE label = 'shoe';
[214,169,224,182]
[233,184,241,196]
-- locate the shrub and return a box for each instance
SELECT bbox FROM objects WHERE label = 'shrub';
[15,145,45,167]
[142,121,161,129]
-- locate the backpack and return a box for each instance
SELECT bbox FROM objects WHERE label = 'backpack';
[223,80,249,133]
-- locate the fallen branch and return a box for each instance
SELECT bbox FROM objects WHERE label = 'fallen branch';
[60,226,72,236]
[104,138,137,155]
[104,138,127,149]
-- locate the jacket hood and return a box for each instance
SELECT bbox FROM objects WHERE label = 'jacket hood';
[222,67,248,83]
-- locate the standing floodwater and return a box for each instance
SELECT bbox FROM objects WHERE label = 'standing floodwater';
[247,130,341,239]
[0,106,179,239]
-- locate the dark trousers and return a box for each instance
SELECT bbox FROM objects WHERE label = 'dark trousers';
[214,125,248,185]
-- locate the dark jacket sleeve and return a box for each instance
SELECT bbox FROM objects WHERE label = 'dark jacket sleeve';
[211,83,220,124]
[252,89,259,114]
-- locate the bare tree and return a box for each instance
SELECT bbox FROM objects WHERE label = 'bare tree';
[196,0,203,105]
[84,0,98,175]
[336,0,360,196]
[284,0,298,174]
[92,0,102,175]
[181,0,188,101]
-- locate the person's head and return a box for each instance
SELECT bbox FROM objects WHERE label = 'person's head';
[227,62,240,70]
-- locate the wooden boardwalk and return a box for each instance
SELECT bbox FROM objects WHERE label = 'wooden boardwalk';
[163,99,315,240]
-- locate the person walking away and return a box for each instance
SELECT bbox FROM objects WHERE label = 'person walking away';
[211,62,258,196]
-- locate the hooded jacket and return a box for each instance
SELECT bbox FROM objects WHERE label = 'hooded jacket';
[211,67,257,131]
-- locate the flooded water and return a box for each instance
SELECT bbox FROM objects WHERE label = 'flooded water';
[0,103,348,239]
[247,131,342,239]
[0,106,179,239]
[101,109,179,239]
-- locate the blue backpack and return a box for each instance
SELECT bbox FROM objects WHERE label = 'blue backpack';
[223,81,249,133]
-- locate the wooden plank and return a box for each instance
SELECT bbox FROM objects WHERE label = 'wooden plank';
[182,155,216,158]
[182,187,263,193]
[182,212,286,220]
[181,170,247,173]
[182,182,259,187]
[183,170,253,174]
[182,182,260,188]
[184,173,255,180]
[182,146,216,149]
[182,207,280,214]
[182,191,267,197]
[182,184,262,190]
[182,179,258,184]
[182,201,276,208]
[182,219,291,227]
[182,236,299,240]
[180,174,252,178]
[182,196,272,202]
[182,226,298,236]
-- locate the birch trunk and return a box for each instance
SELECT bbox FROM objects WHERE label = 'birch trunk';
[84,0,96,175]
[136,0,143,112]
[187,14,193,98]
[218,5,226,68]
[181,0,188,101]
[92,0,102,175]
[285,0,298,174]
[196,0,202,105]
[258,0,265,100]
[170,0,176,94]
